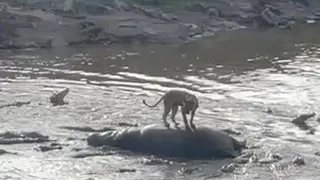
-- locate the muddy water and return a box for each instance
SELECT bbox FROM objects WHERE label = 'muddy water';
[1,25,320,180]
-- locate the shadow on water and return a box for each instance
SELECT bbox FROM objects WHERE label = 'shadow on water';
[1,24,320,180]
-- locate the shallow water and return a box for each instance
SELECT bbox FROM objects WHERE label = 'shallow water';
[1,25,320,180]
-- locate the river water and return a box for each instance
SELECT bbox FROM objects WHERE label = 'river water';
[1,25,320,180]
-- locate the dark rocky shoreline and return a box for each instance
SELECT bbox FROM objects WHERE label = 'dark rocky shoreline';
[0,0,320,50]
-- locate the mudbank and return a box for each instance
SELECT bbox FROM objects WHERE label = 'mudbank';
[1,0,320,49]
[87,123,246,159]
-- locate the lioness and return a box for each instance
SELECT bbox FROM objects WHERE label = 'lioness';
[142,89,199,130]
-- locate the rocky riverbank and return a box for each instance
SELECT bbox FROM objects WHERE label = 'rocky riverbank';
[1,0,320,50]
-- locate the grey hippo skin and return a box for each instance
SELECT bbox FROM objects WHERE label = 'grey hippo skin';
[87,124,246,159]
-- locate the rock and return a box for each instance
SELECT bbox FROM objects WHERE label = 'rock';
[67,38,106,46]
[260,6,282,26]
[293,156,305,166]
[307,128,316,135]
[72,151,114,158]
[118,122,138,127]
[266,107,273,114]
[37,36,54,49]
[233,151,254,164]
[142,158,173,165]
[247,143,262,149]
[315,152,320,156]
[220,163,236,173]
[0,148,18,155]
[118,168,137,173]
[117,24,138,28]
[81,26,103,38]
[63,0,75,13]
[292,112,316,125]
[62,0,114,15]
[240,151,254,158]
[258,158,277,164]
[49,88,69,106]
[87,123,246,159]
[222,128,242,136]
[35,144,63,152]
[22,132,49,139]
[0,2,9,11]
[0,131,51,144]
[112,0,134,11]
[0,101,31,109]
[56,12,86,20]
[208,8,221,17]
[233,156,249,164]
[185,3,207,12]
[279,20,295,29]
[59,126,114,132]
[178,167,199,175]
[133,5,176,22]
[0,10,42,50]
[258,152,282,164]
[79,20,95,29]
[264,151,282,161]
[249,154,259,163]
[270,153,282,161]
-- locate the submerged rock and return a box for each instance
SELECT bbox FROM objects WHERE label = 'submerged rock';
[178,167,200,175]
[59,126,114,132]
[233,156,249,164]
[266,107,273,114]
[0,131,51,144]
[0,149,18,155]
[117,122,139,127]
[293,156,305,166]
[87,123,246,159]
[292,112,316,125]
[34,142,65,152]
[249,154,259,163]
[118,168,137,173]
[0,101,31,109]
[240,151,254,158]
[270,153,282,161]
[222,128,242,136]
[37,36,54,49]
[307,128,316,135]
[141,157,173,165]
[35,145,62,152]
[71,151,114,158]
[132,4,176,22]
[49,88,69,106]
[220,163,236,173]
[258,151,282,165]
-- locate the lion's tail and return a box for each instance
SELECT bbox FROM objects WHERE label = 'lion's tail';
[142,96,164,108]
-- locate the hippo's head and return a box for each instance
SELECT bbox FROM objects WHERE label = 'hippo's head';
[87,131,117,147]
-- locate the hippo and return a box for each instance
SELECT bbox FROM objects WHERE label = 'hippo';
[87,124,246,159]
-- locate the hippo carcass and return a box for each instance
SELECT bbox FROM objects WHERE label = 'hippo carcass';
[87,124,246,159]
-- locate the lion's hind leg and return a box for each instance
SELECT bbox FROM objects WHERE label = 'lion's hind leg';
[170,104,180,126]
[162,105,171,128]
